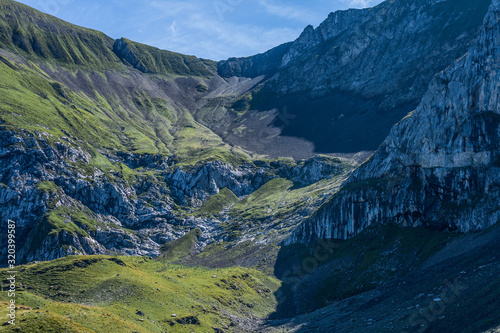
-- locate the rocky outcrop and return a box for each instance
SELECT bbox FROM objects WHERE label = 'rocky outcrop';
[217,42,292,78]
[0,127,347,263]
[0,130,176,262]
[269,0,491,102]
[288,0,500,244]
[164,162,270,206]
[164,156,347,206]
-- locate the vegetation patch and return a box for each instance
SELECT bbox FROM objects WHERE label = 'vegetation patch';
[197,188,239,216]
[157,228,202,261]
[36,181,60,194]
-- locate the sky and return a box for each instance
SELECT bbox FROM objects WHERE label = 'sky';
[15,0,383,61]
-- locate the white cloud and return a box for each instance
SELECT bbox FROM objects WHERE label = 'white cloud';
[145,10,301,60]
[258,1,321,24]
[169,20,177,34]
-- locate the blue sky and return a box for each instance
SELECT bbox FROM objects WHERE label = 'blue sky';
[16,0,383,60]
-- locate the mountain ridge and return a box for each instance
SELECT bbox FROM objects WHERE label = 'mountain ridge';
[0,0,496,268]
[0,0,217,76]
[3,0,490,158]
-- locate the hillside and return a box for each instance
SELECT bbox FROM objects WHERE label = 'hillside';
[0,254,280,332]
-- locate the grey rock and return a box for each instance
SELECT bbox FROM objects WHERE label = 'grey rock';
[288,0,500,244]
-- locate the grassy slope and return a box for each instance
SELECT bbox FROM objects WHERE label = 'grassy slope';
[0,0,251,165]
[179,170,353,274]
[157,228,203,261]
[197,188,239,216]
[0,35,250,164]
[0,0,120,70]
[0,255,280,332]
[0,57,126,151]
[0,0,257,261]
[227,174,350,231]
[193,161,352,222]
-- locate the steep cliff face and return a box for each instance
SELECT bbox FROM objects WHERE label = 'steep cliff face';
[288,0,500,244]
[217,42,292,78]
[269,0,490,100]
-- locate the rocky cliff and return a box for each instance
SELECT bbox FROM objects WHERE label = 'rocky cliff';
[0,127,351,263]
[288,0,500,244]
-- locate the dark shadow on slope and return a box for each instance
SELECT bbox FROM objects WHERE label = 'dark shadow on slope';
[266,223,500,332]
[269,223,453,319]
[258,90,417,154]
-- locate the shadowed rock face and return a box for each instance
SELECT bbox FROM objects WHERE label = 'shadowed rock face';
[289,0,500,244]
[217,42,293,78]
[215,0,492,155]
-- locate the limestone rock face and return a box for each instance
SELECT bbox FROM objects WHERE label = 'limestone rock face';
[288,0,500,244]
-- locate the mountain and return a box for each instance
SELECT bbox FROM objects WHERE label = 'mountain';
[0,0,488,266]
[289,0,500,243]
[0,0,499,331]
[0,0,243,162]
[211,0,491,156]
